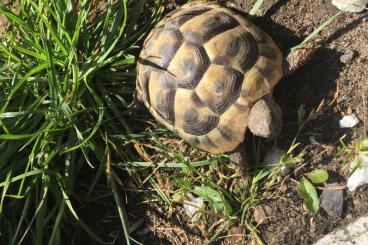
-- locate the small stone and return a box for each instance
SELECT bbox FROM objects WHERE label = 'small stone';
[320,183,344,218]
[253,204,274,225]
[263,148,286,164]
[340,49,355,63]
[346,213,353,220]
[332,0,368,13]
[347,154,368,191]
[183,194,204,221]
[339,114,360,128]
[263,148,291,176]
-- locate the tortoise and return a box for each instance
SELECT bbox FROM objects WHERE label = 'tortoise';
[135,1,283,159]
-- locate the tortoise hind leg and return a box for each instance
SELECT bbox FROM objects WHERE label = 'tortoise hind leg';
[248,95,282,139]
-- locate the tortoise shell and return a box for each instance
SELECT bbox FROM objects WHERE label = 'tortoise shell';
[136,1,283,154]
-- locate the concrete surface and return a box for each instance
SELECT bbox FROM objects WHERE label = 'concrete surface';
[314,215,368,245]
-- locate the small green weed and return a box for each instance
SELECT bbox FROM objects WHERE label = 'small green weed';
[298,169,329,214]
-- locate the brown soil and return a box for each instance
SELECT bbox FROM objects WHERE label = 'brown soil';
[247,0,368,244]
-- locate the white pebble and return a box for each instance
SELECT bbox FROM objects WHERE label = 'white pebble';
[339,114,359,128]
[183,194,203,220]
[347,154,368,192]
[332,0,368,12]
[263,147,286,164]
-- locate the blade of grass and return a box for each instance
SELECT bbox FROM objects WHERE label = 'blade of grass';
[35,179,49,245]
[0,170,13,213]
[0,62,48,113]
[16,185,49,245]
[0,169,47,187]
[48,201,65,245]
[109,170,131,245]
[117,160,214,168]
[249,0,266,17]
[11,194,31,245]
[289,11,343,52]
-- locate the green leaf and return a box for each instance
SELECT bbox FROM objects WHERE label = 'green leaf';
[192,186,232,217]
[306,169,329,184]
[298,178,319,214]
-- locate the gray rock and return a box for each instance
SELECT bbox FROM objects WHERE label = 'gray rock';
[320,183,344,218]
[340,49,355,64]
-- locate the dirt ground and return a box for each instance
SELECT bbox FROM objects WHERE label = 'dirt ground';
[249,1,368,244]
[129,0,368,244]
[238,1,368,244]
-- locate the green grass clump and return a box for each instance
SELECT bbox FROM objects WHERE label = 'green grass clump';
[0,0,162,244]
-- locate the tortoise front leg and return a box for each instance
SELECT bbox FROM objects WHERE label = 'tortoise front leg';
[247,95,282,139]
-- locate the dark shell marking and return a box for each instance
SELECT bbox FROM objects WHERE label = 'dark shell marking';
[164,7,212,30]
[154,76,177,124]
[237,33,259,71]
[199,12,239,43]
[172,45,210,89]
[183,111,219,135]
[197,67,244,115]
[155,29,184,69]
